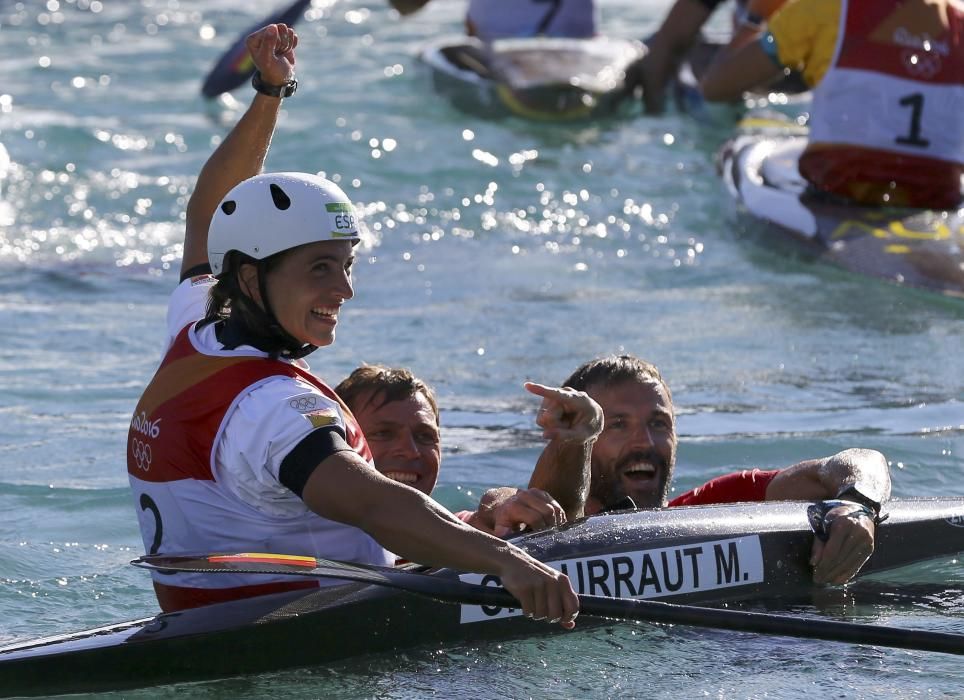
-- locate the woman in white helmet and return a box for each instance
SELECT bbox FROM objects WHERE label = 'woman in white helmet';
[126,24,579,627]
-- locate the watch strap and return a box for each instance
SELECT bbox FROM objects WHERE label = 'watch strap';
[251,70,297,98]
[835,484,882,518]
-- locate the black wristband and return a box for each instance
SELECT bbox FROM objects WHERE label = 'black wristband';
[807,500,876,542]
[251,70,297,98]
[835,484,882,518]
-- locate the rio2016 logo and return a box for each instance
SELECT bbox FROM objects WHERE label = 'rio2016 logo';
[131,412,162,439]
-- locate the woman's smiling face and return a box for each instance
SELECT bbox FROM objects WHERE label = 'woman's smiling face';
[256,239,356,348]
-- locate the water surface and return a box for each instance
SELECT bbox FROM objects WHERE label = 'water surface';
[1,1,962,697]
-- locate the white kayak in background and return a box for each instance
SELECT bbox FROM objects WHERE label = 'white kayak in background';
[719,111,964,299]
[418,35,645,121]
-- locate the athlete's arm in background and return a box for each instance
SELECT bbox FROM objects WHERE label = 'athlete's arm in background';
[301,450,580,627]
[726,0,787,52]
[766,448,892,585]
[699,38,783,102]
[524,382,603,521]
[464,383,602,536]
[181,23,298,278]
[630,0,714,114]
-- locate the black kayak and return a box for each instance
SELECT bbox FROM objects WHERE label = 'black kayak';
[1,498,963,697]
[719,111,964,299]
[418,35,645,121]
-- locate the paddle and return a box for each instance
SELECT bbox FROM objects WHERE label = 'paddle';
[200,0,312,98]
[133,552,964,656]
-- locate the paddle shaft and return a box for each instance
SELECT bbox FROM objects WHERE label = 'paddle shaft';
[363,570,964,655]
[134,555,964,656]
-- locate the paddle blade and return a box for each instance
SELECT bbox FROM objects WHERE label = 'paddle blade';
[200,0,312,98]
[133,552,520,608]
[135,552,397,584]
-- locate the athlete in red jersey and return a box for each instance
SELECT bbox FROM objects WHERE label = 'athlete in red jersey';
[522,355,891,586]
[334,354,890,586]
[701,0,963,208]
[669,469,778,506]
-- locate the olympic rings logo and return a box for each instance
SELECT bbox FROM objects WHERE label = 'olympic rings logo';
[289,396,317,412]
[901,49,941,79]
[131,438,152,472]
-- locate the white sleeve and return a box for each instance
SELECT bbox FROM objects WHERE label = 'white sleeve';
[165,275,215,346]
[214,376,352,517]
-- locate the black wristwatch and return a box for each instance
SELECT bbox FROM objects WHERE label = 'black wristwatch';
[252,70,298,98]
[835,484,883,519]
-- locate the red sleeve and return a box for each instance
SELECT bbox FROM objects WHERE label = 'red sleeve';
[668,469,780,507]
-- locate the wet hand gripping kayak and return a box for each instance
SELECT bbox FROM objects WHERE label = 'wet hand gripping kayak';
[1,499,964,696]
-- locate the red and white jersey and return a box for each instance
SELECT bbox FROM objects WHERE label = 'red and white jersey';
[128,279,392,612]
[809,0,964,165]
[466,0,596,41]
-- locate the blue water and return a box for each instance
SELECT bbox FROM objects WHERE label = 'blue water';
[1,1,963,697]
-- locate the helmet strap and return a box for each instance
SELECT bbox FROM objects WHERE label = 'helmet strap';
[216,260,316,360]
[255,259,318,360]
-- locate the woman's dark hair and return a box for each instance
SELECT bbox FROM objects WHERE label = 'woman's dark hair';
[202,249,310,358]
[204,250,270,325]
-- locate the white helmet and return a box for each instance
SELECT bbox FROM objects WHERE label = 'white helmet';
[208,172,359,275]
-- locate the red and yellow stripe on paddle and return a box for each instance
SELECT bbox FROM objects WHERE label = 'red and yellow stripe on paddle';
[208,553,318,568]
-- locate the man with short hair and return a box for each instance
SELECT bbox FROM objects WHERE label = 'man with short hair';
[336,364,602,537]
[527,354,891,585]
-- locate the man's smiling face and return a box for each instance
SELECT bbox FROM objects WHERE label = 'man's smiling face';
[585,378,677,509]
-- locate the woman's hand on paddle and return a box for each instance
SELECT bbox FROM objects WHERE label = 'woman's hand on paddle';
[497,547,579,629]
[525,382,603,444]
[810,503,876,584]
[245,23,298,86]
